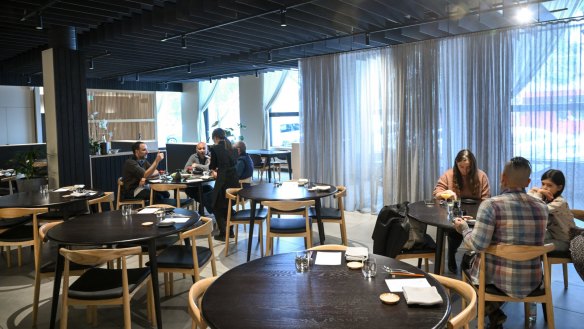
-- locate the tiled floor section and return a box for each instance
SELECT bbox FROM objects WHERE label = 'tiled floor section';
[1,210,583,328]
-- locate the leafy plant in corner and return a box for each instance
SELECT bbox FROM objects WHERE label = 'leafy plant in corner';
[210,121,246,141]
[11,149,45,179]
[89,138,100,155]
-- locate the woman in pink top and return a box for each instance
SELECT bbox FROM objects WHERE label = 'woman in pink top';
[434,149,491,273]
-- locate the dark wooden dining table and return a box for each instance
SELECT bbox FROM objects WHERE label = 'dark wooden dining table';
[45,207,200,329]
[408,199,481,274]
[247,149,292,182]
[238,183,337,261]
[202,252,451,329]
[149,174,214,215]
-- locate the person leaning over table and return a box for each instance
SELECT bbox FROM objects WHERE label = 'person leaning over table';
[527,169,576,252]
[233,141,254,187]
[122,141,170,201]
[208,128,240,241]
[434,149,491,274]
[453,156,547,329]
[184,142,213,201]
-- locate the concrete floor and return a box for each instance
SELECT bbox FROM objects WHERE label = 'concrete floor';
[1,210,583,329]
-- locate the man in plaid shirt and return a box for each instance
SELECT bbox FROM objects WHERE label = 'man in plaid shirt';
[454,157,547,329]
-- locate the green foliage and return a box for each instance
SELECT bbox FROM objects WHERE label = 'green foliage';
[89,138,100,154]
[210,121,246,141]
[11,149,44,179]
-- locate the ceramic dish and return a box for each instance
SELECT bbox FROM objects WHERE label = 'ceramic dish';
[379,293,400,305]
[346,261,363,270]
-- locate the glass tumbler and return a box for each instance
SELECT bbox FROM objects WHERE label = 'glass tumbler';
[361,255,377,278]
[295,251,310,272]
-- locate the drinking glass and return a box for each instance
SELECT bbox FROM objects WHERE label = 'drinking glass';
[295,251,310,272]
[121,204,132,217]
[155,210,165,224]
[361,255,377,278]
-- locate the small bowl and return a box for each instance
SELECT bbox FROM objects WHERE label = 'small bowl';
[109,149,120,154]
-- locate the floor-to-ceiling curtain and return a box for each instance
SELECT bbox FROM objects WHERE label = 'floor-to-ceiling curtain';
[197,80,218,141]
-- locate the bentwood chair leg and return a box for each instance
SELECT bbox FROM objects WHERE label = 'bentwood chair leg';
[17,246,22,267]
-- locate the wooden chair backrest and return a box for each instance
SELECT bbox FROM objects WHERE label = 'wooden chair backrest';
[483,244,555,262]
[262,200,315,213]
[307,244,347,251]
[188,276,218,329]
[88,191,114,212]
[571,209,584,222]
[148,204,175,209]
[59,246,142,266]
[39,221,63,241]
[430,273,477,329]
[180,216,213,239]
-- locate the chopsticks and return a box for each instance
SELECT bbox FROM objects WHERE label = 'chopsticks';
[386,272,425,278]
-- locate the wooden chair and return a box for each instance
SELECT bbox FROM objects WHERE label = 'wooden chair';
[462,244,555,329]
[239,177,252,187]
[154,217,217,297]
[396,249,436,273]
[307,244,347,251]
[309,186,348,245]
[271,154,289,182]
[249,154,270,182]
[116,177,145,210]
[59,246,154,329]
[263,200,315,255]
[224,188,268,256]
[429,273,477,329]
[150,183,194,209]
[547,209,584,289]
[188,276,218,329]
[88,191,114,213]
[0,207,47,268]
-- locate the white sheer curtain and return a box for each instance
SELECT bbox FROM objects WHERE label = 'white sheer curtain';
[197,80,218,141]
[262,70,289,148]
[300,17,584,213]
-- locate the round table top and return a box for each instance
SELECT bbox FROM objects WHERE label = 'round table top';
[46,208,200,246]
[408,200,481,230]
[202,252,450,329]
[238,183,337,202]
[148,175,214,185]
[0,189,105,208]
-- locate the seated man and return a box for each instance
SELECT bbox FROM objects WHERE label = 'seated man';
[454,157,547,329]
[233,141,254,187]
[122,141,169,201]
[184,142,213,202]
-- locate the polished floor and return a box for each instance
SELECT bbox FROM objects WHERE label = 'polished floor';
[1,210,583,329]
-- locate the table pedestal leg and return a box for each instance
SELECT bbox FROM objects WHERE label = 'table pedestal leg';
[148,240,163,328]
[315,199,325,245]
[198,185,205,215]
[246,200,256,262]
[434,227,445,274]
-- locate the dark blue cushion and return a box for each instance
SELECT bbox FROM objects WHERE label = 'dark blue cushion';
[309,207,341,220]
[153,245,212,269]
[269,217,310,234]
[68,267,151,300]
[232,208,268,221]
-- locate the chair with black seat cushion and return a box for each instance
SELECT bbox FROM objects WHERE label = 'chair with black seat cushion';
[249,154,270,182]
[264,200,315,256]
[116,177,145,210]
[224,188,268,256]
[547,209,584,289]
[153,217,217,297]
[309,186,348,245]
[188,276,218,329]
[0,207,47,268]
[88,191,115,213]
[462,243,555,329]
[150,183,194,209]
[59,246,154,329]
[429,273,477,329]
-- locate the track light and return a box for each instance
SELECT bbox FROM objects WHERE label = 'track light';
[187,63,192,74]
[181,35,187,49]
[280,9,287,27]
[365,33,370,46]
[135,73,140,81]
[36,14,43,30]
[27,75,32,84]
[164,82,169,90]
[89,58,94,70]
[209,77,212,83]
[161,33,169,42]
[268,50,272,62]
[120,76,125,85]
[255,70,259,77]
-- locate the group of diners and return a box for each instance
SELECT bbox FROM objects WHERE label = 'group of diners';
[433,149,577,328]
[121,128,255,241]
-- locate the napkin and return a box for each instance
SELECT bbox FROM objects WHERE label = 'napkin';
[314,252,342,265]
[54,187,70,192]
[186,178,203,183]
[345,247,368,261]
[385,278,431,293]
[138,208,160,214]
[402,285,443,306]
[149,179,162,183]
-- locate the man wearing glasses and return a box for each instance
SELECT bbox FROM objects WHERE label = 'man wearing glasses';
[454,157,547,329]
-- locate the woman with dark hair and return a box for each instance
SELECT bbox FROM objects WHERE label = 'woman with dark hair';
[208,128,239,241]
[528,169,576,252]
[434,149,491,273]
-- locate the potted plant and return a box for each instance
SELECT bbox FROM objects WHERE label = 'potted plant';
[210,121,246,141]
[89,138,100,155]
[10,149,47,192]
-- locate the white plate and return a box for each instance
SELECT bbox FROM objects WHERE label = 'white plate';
[316,185,331,191]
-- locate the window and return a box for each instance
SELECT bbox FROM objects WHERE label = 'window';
[266,70,300,147]
[203,77,240,142]
[156,91,182,145]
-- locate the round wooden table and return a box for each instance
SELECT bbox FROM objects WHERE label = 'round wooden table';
[238,183,338,261]
[408,200,481,274]
[246,149,292,182]
[46,208,200,329]
[202,252,451,329]
[149,175,214,215]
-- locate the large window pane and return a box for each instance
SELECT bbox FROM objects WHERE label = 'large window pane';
[156,91,182,145]
[266,70,300,147]
[205,77,240,141]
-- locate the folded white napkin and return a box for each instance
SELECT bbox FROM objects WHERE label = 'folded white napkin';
[186,178,203,183]
[345,247,368,261]
[402,285,443,306]
[138,208,160,214]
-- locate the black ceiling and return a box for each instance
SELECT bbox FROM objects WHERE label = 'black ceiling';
[0,0,581,86]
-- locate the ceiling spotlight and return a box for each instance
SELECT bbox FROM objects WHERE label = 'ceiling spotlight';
[161,32,169,42]
[209,77,212,83]
[268,50,272,62]
[187,63,192,74]
[36,14,43,30]
[365,33,370,46]
[255,70,259,78]
[135,73,140,81]
[89,58,94,70]
[181,35,187,49]
[27,75,32,84]
[120,76,125,85]
[515,6,534,24]
[164,82,169,90]
[280,9,287,27]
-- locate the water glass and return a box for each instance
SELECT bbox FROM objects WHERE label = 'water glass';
[121,204,132,217]
[361,255,377,278]
[39,184,49,195]
[295,251,310,272]
[155,210,165,224]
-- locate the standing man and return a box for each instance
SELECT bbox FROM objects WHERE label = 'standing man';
[453,157,547,329]
[233,141,254,187]
[184,142,210,173]
[122,141,169,201]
